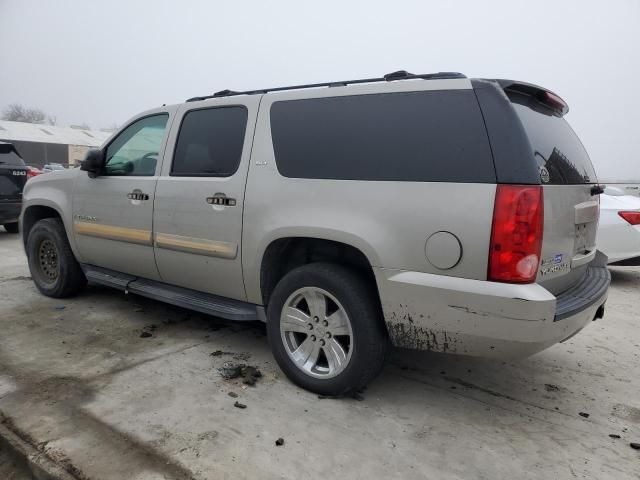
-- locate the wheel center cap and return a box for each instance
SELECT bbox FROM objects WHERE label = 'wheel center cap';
[315,323,327,337]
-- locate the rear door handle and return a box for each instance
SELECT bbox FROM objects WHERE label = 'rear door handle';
[206,196,236,206]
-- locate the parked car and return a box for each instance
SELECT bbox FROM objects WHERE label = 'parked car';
[599,182,640,197]
[42,163,66,173]
[597,188,640,265]
[0,141,28,233]
[26,166,43,179]
[21,71,609,395]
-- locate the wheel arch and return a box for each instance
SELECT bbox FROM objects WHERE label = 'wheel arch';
[258,235,381,308]
[21,204,65,250]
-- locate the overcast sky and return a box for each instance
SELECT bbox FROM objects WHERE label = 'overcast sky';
[0,0,638,180]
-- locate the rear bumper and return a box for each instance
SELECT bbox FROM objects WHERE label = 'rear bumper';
[0,202,21,224]
[375,251,610,358]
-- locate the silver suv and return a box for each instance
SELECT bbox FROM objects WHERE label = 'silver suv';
[21,71,610,395]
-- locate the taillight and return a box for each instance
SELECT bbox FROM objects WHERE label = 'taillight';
[26,167,41,179]
[488,185,544,283]
[618,211,640,225]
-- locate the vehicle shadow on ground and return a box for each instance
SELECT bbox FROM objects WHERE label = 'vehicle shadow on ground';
[81,284,577,405]
[80,285,584,419]
[0,231,20,240]
[609,266,640,287]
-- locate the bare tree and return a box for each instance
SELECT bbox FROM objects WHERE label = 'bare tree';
[2,104,56,125]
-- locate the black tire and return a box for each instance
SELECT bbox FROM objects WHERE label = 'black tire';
[26,218,86,298]
[267,262,388,396]
[3,222,19,233]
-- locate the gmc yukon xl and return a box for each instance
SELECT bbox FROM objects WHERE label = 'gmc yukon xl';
[21,71,609,395]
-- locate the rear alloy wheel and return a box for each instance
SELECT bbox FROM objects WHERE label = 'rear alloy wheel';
[267,263,387,396]
[280,287,353,379]
[26,218,86,297]
[3,222,19,233]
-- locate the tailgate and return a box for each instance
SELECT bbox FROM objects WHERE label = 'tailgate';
[539,185,598,294]
[507,88,600,295]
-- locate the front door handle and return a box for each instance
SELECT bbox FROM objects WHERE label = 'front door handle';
[127,191,149,201]
[206,195,236,207]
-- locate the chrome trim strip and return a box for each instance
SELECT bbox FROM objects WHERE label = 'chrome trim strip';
[154,232,238,259]
[74,222,152,245]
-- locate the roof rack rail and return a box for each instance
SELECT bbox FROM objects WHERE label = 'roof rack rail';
[186,70,466,102]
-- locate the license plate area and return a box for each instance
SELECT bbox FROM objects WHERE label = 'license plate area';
[574,223,589,255]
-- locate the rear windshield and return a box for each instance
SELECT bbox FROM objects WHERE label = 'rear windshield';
[511,97,596,185]
[270,90,496,182]
[0,149,25,167]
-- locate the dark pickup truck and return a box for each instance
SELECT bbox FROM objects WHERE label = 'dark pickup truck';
[0,142,27,233]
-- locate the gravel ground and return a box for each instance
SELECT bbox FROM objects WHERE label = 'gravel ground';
[0,230,638,479]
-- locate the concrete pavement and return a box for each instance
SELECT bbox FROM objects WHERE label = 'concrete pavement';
[0,230,638,479]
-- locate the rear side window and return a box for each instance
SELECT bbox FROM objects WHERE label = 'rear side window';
[171,106,248,177]
[510,96,596,184]
[270,90,495,182]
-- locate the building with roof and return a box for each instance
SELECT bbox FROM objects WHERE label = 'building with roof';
[0,120,111,168]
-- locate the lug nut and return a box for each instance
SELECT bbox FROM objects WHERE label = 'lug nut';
[310,335,316,342]
[323,320,328,327]
[314,316,320,323]
[320,339,325,346]
[326,332,331,338]
[308,324,314,330]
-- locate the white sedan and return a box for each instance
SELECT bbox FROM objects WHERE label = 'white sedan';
[597,187,640,265]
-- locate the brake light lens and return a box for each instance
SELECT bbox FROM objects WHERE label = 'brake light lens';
[488,185,544,283]
[543,91,568,114]
[618,211,640,225]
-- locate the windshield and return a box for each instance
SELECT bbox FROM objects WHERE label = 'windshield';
[510,97,597,185]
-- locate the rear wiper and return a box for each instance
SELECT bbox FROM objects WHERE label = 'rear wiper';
[591,185,605,196]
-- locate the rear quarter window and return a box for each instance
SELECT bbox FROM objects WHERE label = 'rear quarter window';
[270,90,496,182]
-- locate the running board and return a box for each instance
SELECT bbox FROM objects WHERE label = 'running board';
[82,265,260,321]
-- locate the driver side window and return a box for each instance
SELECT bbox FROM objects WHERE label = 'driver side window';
[104,114,168,176]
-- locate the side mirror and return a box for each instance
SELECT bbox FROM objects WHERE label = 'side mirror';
[80,149,105,178]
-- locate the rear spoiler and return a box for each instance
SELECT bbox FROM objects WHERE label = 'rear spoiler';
[0,141,22,157]
[493,79,569,117]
